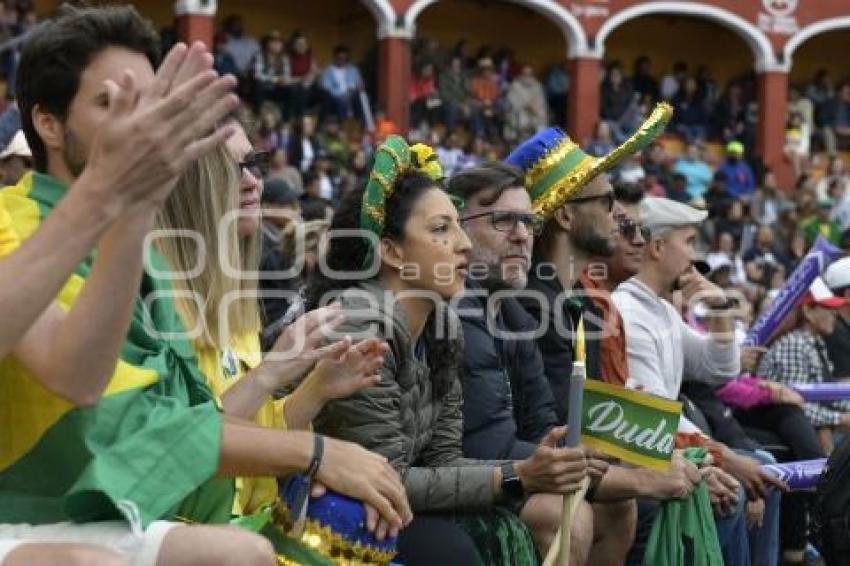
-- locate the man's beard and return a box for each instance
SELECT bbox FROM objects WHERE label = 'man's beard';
[469,248,529,292]
[572,216,615,257]
[62,128,87,178]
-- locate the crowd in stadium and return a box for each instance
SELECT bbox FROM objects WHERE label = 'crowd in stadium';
[1,2,850,566]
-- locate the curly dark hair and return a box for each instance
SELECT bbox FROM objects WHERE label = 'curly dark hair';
[304,171,459,399]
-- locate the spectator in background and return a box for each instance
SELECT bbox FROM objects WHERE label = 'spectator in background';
[320,45,363,123]
[437,131,465,177]
[757,280,850,451]
[815,154,850,201]
[600,65,634,142]
[642,142,672,191]
[823,258,850,379]
[299,170,330,216]
[373,106,399,142]
[0,130,31,186]
[258,177,302,341]
[632,56,658,101]
[715,83,749,144]
[545,62,569,127]
[659,61,687,100]
[705,171,733,219]
[285,30,319,120]
[802,197,842,246]
[287,114,318,173]
[212,32,238,78]
[586,121,616,158]
[504,63,547,142]
[409,61,440,129]
[672,77,708,142]
[667,172,690,203]
[833,82,850,150]
[253,30,288,116]
[718,141,755,200]
[751,169,786,226]
[673,142,713,201]
[787,85,815,140]
[439,55,470,131]
[696,65,719,108]
[470,58,502,141]
[317,117,349,166]
[267,147,303,194]
[784,112,810,179]
[617,153,646,185]
[222,15,260,76]
[774,202,799,249]
[706,231,747,286]
[829,175,850,233]
[743,225,782,286]
[807,69,837,154]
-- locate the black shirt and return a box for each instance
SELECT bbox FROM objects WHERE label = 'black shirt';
[824,314,850,380]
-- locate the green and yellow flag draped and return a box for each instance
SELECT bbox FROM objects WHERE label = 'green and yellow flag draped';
[0,172,228,528]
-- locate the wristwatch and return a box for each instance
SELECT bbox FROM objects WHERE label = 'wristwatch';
[500,462,525,502]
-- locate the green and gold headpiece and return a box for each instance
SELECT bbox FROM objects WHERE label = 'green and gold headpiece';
[360,135,446,266]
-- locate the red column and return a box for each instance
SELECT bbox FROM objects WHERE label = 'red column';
[176,15,214,47]
[567,57,601,144]
[378,37,411,135]
[175,0,215,49]
[757,71,793,189]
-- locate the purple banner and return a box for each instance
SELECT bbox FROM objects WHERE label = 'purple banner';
[793,383,850,401]
[761,458,827,491]
[744,236,843,346]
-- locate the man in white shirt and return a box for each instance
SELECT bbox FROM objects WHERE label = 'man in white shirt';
[613,198,787,566]
[613,197,739,432]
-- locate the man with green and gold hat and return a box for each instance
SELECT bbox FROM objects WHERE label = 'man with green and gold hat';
[507,102,673,407]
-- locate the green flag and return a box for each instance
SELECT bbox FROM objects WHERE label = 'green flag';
[580,379,681,471]
[0,172,226,528]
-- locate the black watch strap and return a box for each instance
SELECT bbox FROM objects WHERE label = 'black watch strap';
[500,461,524,501]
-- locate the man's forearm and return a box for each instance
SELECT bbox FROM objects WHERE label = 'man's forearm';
[594,464,657,501]
[0,172,118,357]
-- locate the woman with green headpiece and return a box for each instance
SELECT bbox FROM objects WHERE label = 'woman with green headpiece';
[304,136,542,564]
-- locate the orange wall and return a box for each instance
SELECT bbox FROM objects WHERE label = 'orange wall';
[790,30,850,87]
[605,15,753,88]
[214,0,378,65]
[417,0,567,74]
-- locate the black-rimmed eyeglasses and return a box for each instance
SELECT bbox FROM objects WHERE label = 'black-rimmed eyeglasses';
[238,151,271,179]
[460,210,544,235]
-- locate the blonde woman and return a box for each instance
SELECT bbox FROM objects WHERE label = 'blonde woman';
[155,122,388,516]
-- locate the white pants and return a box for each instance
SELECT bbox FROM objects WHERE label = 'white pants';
[0,520,177,566]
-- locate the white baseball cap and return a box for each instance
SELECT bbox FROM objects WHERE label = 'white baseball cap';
[0,131,31,160]
[824,257,850,291]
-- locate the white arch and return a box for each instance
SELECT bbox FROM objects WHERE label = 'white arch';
[592,2,779,71]
[783,16,850,71]
[360,0,402,39]
[402,0,590,58]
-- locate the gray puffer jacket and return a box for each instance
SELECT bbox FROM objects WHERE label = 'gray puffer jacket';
[313,279,504,512]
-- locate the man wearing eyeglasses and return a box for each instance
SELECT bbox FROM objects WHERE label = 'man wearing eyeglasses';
[447,163,635,565]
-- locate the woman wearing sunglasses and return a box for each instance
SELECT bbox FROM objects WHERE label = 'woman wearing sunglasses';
[154,120,389,518]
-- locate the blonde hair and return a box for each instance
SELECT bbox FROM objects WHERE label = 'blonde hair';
[155,143,262,349]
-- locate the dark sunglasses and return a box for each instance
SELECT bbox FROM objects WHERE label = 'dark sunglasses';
[238,151,271,179]
[570,191,615,212]
[618,217,650,242]
[461,210,544,235]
